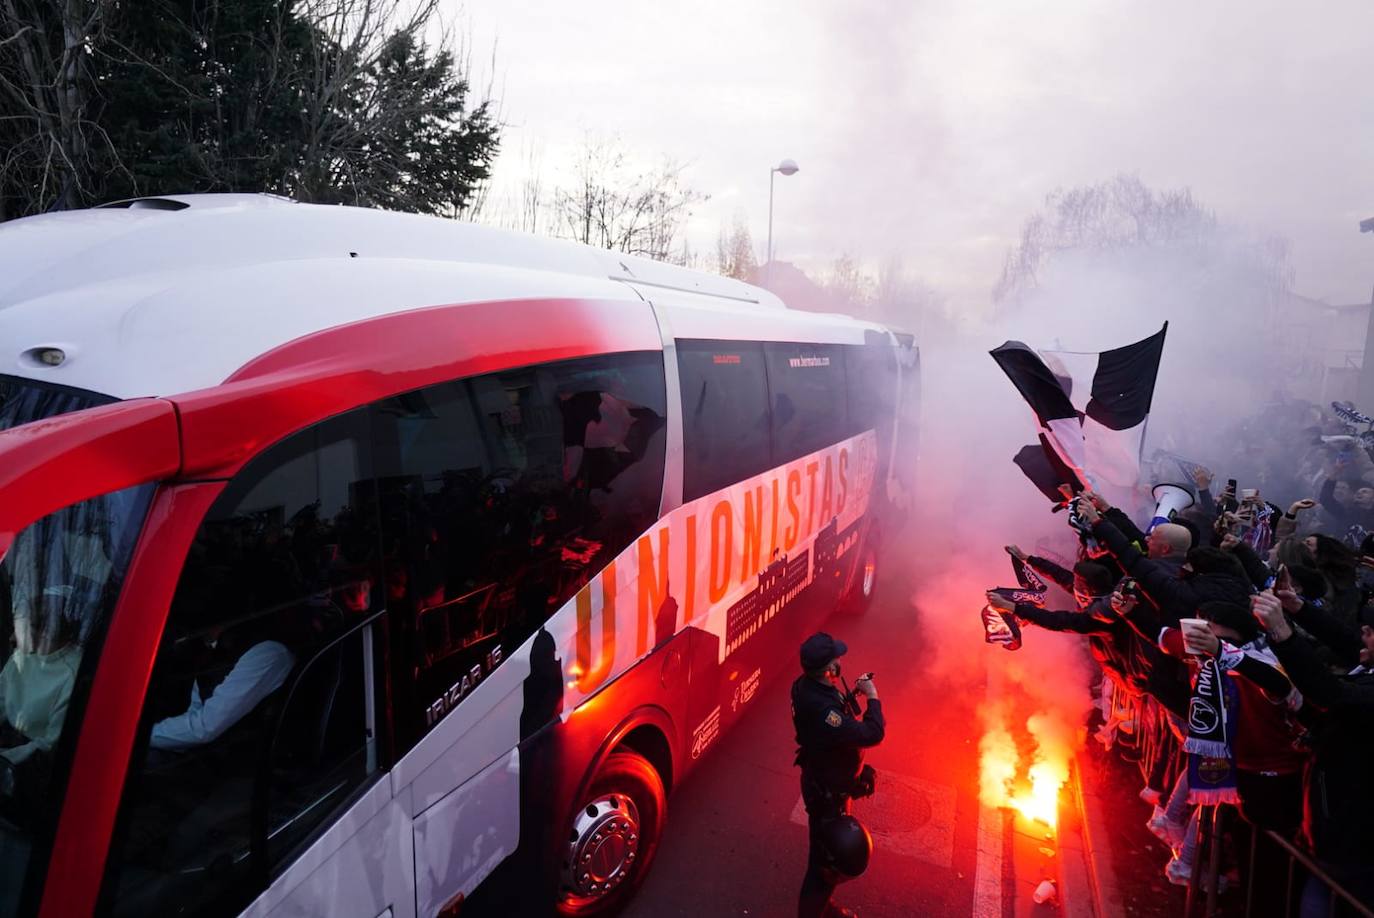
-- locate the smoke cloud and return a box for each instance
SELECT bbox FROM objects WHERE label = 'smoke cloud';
[896,333,1095,830]
[460,0,1374,835]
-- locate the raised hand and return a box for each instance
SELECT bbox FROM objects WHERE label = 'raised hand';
[1109,590,1137,616]
[1252,591,1293,641]
[985,591,1014,613]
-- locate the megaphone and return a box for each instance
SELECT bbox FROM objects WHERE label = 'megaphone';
[1149,483,1195,532]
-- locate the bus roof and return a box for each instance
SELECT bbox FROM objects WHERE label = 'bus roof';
[0,194,890,399]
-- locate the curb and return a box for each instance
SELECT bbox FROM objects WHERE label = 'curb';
[1064,752,1122,918]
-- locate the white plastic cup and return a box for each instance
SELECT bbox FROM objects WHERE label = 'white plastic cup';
[1033,879,1057,904]
[1179,618,1210,653]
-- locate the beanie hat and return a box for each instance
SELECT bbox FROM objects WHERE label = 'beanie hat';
[1198,600,1260,643]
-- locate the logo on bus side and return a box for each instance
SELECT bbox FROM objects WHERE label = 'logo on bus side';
[732,667,762,713]
[691,705,722,759]
[426,645,504,727]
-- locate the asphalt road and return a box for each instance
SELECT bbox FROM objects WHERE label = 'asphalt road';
[623,567,992,918]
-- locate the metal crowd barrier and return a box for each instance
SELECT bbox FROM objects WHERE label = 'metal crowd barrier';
[1179,805,1374,918]
[1097,679,1374,918]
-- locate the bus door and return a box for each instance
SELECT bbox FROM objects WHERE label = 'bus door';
[368,351,670,915]
[94,405,414,918]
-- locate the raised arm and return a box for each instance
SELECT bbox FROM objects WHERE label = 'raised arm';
[1015,604,1115,634]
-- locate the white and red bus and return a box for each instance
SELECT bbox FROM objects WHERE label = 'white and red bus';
[0,194,917,918]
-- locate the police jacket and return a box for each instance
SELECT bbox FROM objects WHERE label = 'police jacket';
[791,675,885,793]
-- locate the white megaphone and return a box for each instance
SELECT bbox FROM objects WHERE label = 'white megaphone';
[1149,483,1195,532]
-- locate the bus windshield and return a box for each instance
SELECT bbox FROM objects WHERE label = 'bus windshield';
[0,376,152,917]
[0,374,115,432]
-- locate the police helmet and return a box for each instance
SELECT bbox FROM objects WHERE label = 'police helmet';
[819,814,872,881]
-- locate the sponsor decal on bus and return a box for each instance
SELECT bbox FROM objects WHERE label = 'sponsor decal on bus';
[732,667,762,713]
[555,430,878,713]
[691,705,722,760]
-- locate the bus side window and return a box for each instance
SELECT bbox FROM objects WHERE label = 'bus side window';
[372,351,667,754]
[764,342,848,465]
[676,340,773,503]
[102,408,386,918]
[846,339,899,454]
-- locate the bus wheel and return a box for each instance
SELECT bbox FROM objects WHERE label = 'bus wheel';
[557,751,666,915]
[844,540,880,614]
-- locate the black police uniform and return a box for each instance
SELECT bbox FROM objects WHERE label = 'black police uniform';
[791,634,885,918]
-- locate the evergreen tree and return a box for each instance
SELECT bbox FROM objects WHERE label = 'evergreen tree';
[0,0,498,219]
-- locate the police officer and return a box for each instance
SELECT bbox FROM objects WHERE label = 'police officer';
[791,632,885,918]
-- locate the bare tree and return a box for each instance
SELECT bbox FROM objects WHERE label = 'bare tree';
[715,216,757,280]
[672,237,700,269]
[516,144,544,235]
[552,134,707,261]
[825,253,873,312]
[0,0,120,217]
[291,0,498,214]
[993,174,1223,303]
[872,254,947,337]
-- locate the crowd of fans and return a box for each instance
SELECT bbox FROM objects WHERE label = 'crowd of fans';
[987,399,1374,916]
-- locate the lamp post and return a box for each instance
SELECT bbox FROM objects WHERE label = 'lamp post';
[765,158,799,288]
[1358,217,1374,408]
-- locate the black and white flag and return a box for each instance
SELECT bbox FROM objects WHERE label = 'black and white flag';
[990,340,1090,491]
[1012,435,1083,504]
[993,323,1168,498]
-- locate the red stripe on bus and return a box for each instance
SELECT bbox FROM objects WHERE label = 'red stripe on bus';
[172,297,661,479]
[0,399,180,556]
[39,482,226,918]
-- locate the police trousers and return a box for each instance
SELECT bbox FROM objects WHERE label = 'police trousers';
[799,774,851,918]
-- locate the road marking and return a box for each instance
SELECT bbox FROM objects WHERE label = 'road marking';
[972,804,1003,917]
[973,666,1005,915]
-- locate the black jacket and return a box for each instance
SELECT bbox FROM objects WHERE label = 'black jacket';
[1105,507,1148,546]
[1269,621,1374,865]
[1318,479,1374,533]
[1026,555,1073,593]
[1228,540,1273,591]
[1015,598,1142,689]
[791,675,885,794]
[1092,517,1253,625]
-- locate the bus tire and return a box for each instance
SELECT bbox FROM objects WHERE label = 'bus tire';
[556,750,667,916]
[842,538,880,615]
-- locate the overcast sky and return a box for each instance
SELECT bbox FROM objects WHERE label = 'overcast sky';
[458,0,1373,311]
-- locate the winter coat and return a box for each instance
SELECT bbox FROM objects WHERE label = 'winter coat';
[1092,517,1254,625]
[1269,609,1374,866]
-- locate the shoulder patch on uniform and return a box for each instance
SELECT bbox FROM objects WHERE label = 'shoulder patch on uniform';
[825,709,843,727]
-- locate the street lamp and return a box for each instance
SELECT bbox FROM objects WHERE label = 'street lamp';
[1357,216,1374,408]
[766,158,799,288]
